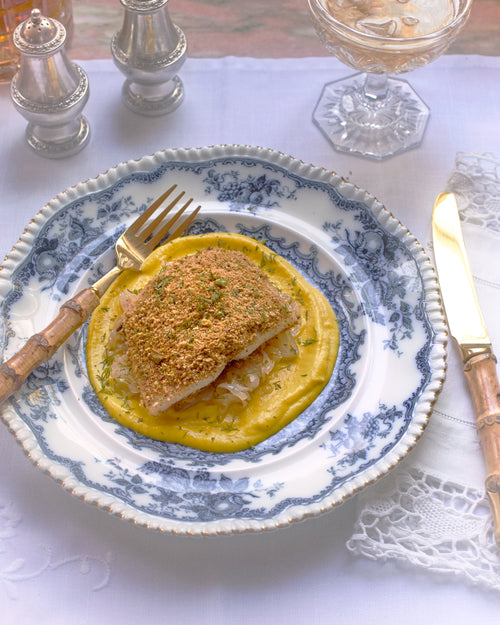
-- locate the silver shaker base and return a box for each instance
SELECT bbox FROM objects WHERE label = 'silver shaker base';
[26,115,90,159]
[122,75,184,116]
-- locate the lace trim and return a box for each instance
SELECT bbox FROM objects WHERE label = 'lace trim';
[347,152,500,593]
[346,467,500,591]
[446,152,500,233]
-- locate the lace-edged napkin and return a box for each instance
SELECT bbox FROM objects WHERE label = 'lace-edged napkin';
[347,153,500,592]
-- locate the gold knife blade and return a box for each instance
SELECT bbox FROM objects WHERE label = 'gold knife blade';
[432,192,491,361]
[432,191,500,547]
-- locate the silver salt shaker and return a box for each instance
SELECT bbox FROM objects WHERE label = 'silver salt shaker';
[111,0,187,116]
[10,9,90,159]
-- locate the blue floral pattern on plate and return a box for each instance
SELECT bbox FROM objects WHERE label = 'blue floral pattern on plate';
[0,145,447,534]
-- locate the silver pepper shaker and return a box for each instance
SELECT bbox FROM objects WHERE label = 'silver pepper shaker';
[111,0,187,116]
[10,9,90,159]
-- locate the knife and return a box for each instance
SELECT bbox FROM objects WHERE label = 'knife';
[432,192,500,547]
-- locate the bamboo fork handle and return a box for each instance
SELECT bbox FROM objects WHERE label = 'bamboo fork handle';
[464,353,500,547]
[0,287,101,406]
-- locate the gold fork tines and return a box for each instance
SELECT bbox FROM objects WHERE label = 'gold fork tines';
[98,185,200,291]
[133,185,185,240]
[0,186,201,406]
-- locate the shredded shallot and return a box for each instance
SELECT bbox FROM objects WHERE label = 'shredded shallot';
[106,312,299,411]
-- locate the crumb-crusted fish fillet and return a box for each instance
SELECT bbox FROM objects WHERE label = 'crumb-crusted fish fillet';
[120,247,301,414]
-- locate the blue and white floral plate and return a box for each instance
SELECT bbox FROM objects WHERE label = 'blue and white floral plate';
[0,145,447,534]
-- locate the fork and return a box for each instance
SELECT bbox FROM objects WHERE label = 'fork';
[0,184,201,406]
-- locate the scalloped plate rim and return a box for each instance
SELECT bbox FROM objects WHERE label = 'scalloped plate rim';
[0,144,448,535]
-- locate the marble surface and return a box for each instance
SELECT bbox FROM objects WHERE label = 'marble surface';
[70,0,500,60]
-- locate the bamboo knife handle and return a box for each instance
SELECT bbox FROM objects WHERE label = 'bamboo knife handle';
[463,353,500,547]
[0,287,101,406]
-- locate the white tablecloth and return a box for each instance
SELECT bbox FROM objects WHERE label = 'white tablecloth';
[1,56,500,624]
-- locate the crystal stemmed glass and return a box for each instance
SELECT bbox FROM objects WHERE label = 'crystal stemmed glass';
[308,0,473,160]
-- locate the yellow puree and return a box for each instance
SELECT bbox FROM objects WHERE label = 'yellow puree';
[86,233,339,452]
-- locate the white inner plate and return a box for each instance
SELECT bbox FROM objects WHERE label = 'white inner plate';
[0,145,447,534]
